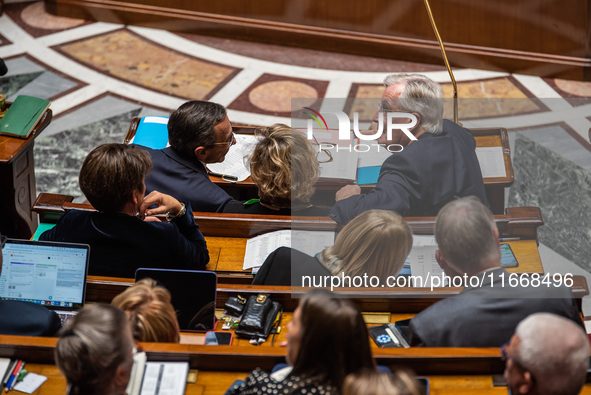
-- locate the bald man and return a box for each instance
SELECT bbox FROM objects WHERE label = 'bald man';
[503,313,589,395]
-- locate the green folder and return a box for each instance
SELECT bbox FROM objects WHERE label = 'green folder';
[0,95,51,138]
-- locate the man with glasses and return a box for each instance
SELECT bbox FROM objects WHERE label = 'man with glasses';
[138,100,235,212]
[329,73,487,224]
[502,313,589,395]
[0,233,62,336]
[407,197,583,347]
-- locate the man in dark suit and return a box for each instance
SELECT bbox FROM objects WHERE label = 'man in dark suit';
[329,73,487,224]
[0,234,61,336]
[408,196,583,347]
[40,144,209,278]
[502,313,589,395]
[138,100,235,212]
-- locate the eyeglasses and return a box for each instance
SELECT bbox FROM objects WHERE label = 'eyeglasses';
[212,131,236,148]
[0,234,5,249]
[310,133,333,164]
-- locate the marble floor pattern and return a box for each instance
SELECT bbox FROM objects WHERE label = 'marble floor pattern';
[1,1,591,312]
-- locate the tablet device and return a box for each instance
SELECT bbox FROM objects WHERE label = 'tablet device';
[135,268,217,332]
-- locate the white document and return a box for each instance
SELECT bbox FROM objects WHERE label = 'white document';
[411,235,438,247]
[243,230,335,270]
[357,145,392,168]
[207,134,261,181]
[475,146,506,178]
[126,351,147,395]
[318,149,359,181]
[139,362,189,395]
[143,116,168,125]
[408,245,445,287]
[13,373,48,394]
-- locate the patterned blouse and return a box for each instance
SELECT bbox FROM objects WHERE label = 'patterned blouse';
[228,368,335,395]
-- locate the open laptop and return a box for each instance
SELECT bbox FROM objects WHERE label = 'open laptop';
[135,268,217,332]
[0,239,90,324]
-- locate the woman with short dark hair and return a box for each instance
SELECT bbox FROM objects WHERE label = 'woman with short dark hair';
[40,143,209,277]
[228,289,375,394]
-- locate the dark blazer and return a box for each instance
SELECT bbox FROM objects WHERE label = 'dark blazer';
[137,146,232,213]
[253,247,332,286]
[408,268,584,347]
[329,120,488,224]
[0,300,61,336]
[39,202,209,278]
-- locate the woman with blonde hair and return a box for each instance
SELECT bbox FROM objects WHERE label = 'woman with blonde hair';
[223,123,329,216]
[55,304,134,395]
[112,278,180,343]
[253,209,413,285]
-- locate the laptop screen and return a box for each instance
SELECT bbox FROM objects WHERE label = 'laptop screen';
[0,239,90,310]
[135,268,217,332]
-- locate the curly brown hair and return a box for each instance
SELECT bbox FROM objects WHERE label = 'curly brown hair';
[249,124,319,208]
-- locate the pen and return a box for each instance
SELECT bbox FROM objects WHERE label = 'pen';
[5,360,22,392]
[1,360,16,389]
[7,362,24,393]
[206,170,238,182]
[385,327,401,346]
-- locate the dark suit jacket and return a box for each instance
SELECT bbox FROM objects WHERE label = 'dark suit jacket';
[253,247,332,286]
[137,146,232,213]
[0,300,61,336]
[329,120,488,224]
[408,268,583,347]
[39,202,209,278]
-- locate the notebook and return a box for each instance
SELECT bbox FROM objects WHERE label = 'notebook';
[135,268,217,332]
[0,239,90,322]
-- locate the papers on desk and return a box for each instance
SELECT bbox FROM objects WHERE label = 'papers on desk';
[139,362,189,395]
[357,146,392,185]
[475,146,506,178]
[13,373,47,394]
[126,352,189,395]
[243,230,336,271]
[401,235,446,288]
[207,134,262,182]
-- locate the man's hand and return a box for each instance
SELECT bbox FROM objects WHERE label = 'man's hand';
[139,191,183,220]
[335,185,361,201]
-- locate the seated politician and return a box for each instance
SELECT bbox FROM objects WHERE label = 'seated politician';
[253,209,412,286]
[330,73,488,224]
[227,289,375,394]
[503,313,589,395]
[40,143,209,278]
[223,123,328,216]
[136,100,234,212]
[0,233,61,336]
[408,196,583,347]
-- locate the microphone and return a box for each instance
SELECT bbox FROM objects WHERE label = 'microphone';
[0,58,7,76]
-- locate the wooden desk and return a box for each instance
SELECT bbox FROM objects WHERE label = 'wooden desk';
[125,122,513,214]
[16,363,591,394]
[0,104,52,238]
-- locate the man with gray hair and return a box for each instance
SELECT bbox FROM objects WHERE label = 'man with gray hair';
[408,196,583,347]
[503,313,589,395]
[329,73,487,224]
